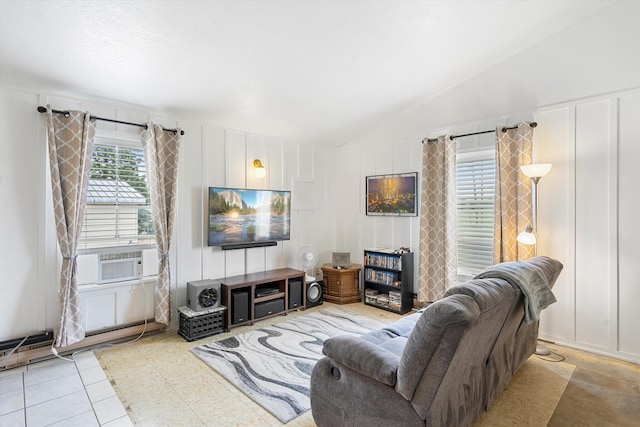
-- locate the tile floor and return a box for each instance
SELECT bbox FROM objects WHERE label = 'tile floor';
[0,350,132,427]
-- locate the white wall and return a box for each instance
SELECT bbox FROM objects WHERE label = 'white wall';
[0,87,48,340]
[338,88,640,364]
[176,122,337,312]
[0,84,336,342]
[529,91,639,363]
[336,137,423,290]
[333,1,640,364]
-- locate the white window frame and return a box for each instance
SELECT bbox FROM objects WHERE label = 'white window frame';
[456,149,495,281]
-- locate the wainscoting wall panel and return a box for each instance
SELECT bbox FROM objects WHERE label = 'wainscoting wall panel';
[617,92,640,357]
[574,99,612,350]
[535,106,575,344]
[511,92,638,363]
[79,279,155,332]
[297,144,314,180]
[336,144,363,254]
[359,144,378,250]
[198,125,226,289]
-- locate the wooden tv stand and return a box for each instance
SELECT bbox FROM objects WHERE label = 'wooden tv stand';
[218,268,306,331]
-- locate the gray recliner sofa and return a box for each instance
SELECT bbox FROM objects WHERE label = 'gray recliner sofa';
[310,256,563,427]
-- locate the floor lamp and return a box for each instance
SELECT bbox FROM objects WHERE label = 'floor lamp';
[518,162,552,355]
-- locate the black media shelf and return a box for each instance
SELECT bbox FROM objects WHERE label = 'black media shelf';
[363,249,414,314]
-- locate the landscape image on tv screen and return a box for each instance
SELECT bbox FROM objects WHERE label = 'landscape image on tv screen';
[208,187,291,246]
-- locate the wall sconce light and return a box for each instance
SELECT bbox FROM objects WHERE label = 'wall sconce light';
[253,159,266,179]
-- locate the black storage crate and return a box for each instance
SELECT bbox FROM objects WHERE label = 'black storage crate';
[178,306,226,342]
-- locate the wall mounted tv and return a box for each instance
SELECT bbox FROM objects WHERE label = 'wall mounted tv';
[208,187,291,250]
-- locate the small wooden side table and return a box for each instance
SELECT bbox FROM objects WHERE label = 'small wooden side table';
[321,263,362,304]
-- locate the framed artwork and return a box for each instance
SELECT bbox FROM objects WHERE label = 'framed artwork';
[332,252,351,269]
[366,172,418,216]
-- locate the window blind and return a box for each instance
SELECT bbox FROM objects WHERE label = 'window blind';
[79,141,154,250]
[456,156,495,277]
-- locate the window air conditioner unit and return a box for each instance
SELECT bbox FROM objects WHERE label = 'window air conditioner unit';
[97,250,143,284]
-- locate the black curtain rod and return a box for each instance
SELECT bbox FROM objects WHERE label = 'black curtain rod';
[37,106,185,135]
[423,122,537,143]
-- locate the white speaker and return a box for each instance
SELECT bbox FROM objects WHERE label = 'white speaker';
[187,279,221,312]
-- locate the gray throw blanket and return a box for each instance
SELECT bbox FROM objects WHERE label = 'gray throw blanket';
[474,261,556,323]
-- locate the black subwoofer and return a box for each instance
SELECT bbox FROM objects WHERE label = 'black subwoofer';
[306,280,323,308]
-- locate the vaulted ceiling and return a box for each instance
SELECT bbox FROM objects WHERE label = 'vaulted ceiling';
[0,0,611,144]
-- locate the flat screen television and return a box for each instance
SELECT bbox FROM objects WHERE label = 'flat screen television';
[208,187,291,249]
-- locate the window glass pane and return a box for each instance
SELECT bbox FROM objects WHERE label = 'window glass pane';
[79,142,154,250]
[456,153,495,280]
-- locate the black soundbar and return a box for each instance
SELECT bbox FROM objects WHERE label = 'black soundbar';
[221,241,277,250]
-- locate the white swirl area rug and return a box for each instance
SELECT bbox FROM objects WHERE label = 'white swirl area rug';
[191,306,388,423]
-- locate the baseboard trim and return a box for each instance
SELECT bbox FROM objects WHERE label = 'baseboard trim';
[0,321,166,370]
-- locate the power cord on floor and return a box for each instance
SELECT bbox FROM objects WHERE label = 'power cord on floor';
[536,351,566,362]
[50,344,74,362]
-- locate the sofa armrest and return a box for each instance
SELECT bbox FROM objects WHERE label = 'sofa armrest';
[322,335,400,386]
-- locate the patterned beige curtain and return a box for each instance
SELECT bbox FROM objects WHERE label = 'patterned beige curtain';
[141,125,181,325]
[494,122,535,263]
[46,106,96,347]
[418,135,457,302]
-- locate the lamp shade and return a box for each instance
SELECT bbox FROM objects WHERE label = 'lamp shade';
[520,163,552,178]
[517,226,537,245]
